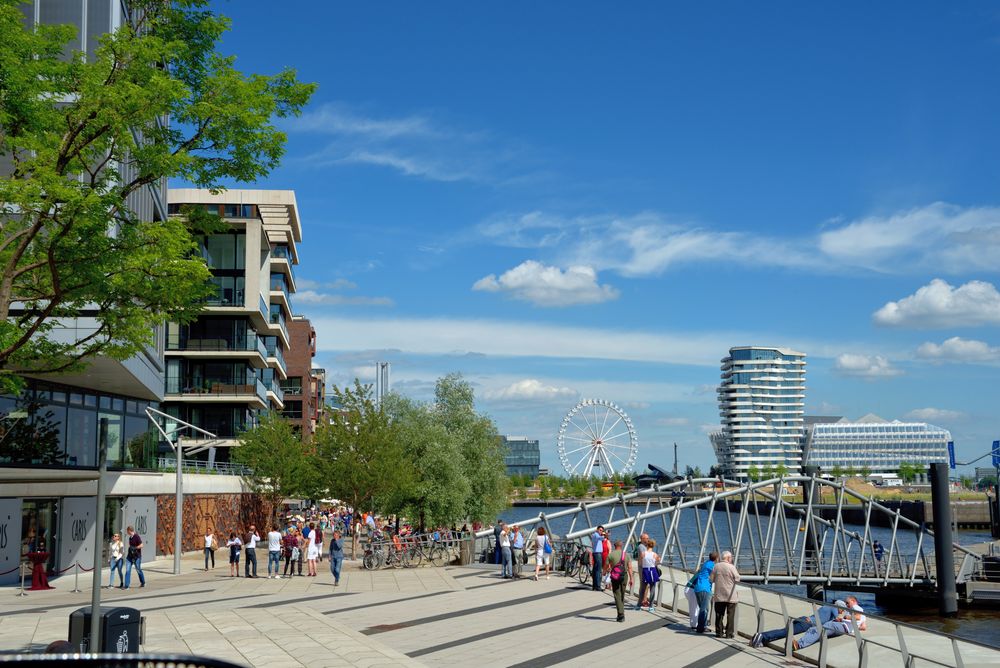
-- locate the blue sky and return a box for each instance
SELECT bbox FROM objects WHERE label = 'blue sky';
[201,1,1000,474]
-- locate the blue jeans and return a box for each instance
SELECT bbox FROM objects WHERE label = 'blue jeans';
[108,558,123,587]
[501,546,512,577]
[799,620,851,648]
[268,551,281,576]
[125,556,144,587]
[759,605,840,644]
[330,554,343,583]
[695,589,712,631]
[591,552,604,591]
[245,548,257,577]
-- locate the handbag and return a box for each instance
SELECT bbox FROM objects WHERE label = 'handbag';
[126,546,138,562]
[543,537,553,554]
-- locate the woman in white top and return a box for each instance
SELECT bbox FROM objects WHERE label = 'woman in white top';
[204,528,217,571]
[636,538,661,612]
[226,532,243,577]
[533,526,551,581]
[306,522,319,576]
[107,533,124,588]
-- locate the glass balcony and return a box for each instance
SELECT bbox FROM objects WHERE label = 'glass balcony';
[167,333,267,359]
[258,295,269,320]
[165,373,268,402]
[263,336,287,373]
[270,274,289,296]
[206,277,245,307]
[272,245,291,259]
[269,306,288,341]
[267,380,285,404]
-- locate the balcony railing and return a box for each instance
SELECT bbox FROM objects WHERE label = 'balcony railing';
[258,295,269,320]
[266,380,285,403]
[279,382,302,395]
[270,275,289,296]
[167,336,267,359]
[166,376,268,403]
[156,457,250,475]
[264,338,286,372]
[207,281,245,307]
[269,311,288,341]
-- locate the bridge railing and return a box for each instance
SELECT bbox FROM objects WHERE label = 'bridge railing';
[483,476,983,588]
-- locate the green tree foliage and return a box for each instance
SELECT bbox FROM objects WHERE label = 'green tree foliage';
[831,465,844,479]
[762,464,775,480]
[747,465,760,482]
[232,412,309,523]
[0,0,314,390]
[898,462,921,484]
[684,465,703,478]
[312,381,412,525]
[775,464,789,478]
[860,465,872,478]
[433,373,509,523]
[382,394,470,530]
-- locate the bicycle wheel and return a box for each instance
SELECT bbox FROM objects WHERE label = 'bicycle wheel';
[363,552,376,570]
[430,545,449,567]
[408,547,423,568]
[386,551,400,569]
[577,554,591,584]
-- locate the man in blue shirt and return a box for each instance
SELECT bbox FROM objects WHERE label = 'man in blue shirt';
[692,551,717,633]
[590,526,605,591]
[511,525,525,579]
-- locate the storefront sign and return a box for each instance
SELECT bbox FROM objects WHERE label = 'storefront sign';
[123,496,156,557]
[60,497,96,572]
[0,498,22,585]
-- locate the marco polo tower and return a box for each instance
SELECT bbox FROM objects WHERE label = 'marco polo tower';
[710,347,806,480]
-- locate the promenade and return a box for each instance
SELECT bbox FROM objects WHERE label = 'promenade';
[1,554,997,667]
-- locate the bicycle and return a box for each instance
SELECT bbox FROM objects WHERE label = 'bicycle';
[362,540,387,570]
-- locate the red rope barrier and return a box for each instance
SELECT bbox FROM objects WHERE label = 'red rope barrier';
[75,562,95,572]
[0,564,22,576]
[55,563,76,574]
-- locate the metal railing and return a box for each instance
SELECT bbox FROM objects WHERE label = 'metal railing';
[155,457,249,476]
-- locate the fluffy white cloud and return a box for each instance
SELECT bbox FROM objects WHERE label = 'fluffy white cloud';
[818,202,1000,273]
[297,278,358,291]
[833,353,903,380]
[482,379,578,401]
[903,407,964,423]
[295,290,394,307]
[873,279,1000,328]
[473,260,619,307]
[916,337,1000,363]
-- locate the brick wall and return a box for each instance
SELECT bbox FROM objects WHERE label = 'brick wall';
[285,317,317,439]
[155,493,278,555]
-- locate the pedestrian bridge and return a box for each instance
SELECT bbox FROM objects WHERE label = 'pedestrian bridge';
[480,476,987,594]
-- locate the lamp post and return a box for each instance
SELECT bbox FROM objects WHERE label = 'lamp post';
[89,417,109,651]
[145,408,216,575]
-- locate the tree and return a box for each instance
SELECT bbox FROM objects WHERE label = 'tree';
[860,465,872,479]
[831,465,844,479]
[846,466,857,478]
[774,464,789,478]
[0,0,314,391]
[433,374,509,524]
[231,412,309,525]
[382,394,469,530]
[762,464,775,480]
[313,381,411,557]
[684,465,703,478]
[708,464,723,478]
[747,465,760,482]
[898,462,920,484]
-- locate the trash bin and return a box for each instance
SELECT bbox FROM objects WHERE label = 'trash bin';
[459,536,473,565]
[68,606,142,653]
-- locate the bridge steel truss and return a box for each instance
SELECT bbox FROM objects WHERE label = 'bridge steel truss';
[481,476,983,590]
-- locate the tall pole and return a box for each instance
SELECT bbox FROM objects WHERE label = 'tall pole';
[801,465,824,600]
[90,418,109,652]
[174,438,182,575]
[673,443,678,476]
[929,462,958,617]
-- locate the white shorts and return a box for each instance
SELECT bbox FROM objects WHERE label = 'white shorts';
[307,545,319,560]
[537,553,550,566]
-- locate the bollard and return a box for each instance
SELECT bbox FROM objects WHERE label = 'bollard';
[16,561,28,597]
[70,562,83,593]
[930,463,958,617]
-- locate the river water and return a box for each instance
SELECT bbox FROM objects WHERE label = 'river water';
[499,504,999,648]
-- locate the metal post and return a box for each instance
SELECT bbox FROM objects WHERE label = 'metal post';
[16,561,27,597]
[90,417,109,651]
[174,435,182,575]
[70,562,81,593]
[929,462,958,617]
[801,466,824,600]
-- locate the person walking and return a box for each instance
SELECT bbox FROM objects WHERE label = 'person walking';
[590,525,605,592]
[244,524,260,578]
[692,551,717,633]
[306,522,319,576]
[107,532,124,589]
[499,525,512,578]
[227,531,243,577]
[329,529,344,586]
[282,528,299,577]
[511,525,525,579]
[711,550,741,638]
[635,538,661,612]
[493,522,502,565]
[683,571,700,630]
[607,538,632,622]
[266,525,282,579]
[124,526,145,589]
[534,526,551,580]
[204,528,217,571]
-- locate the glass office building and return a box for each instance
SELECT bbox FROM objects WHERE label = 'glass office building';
[711,346,807,480]
[803,415,951,474]
[502,435,541,478]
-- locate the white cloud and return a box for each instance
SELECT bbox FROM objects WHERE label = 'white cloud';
[873,279,1000,328]
[833,353,903,380]
[296,278,358,291]
[624,401,651,410]
[809,401,842,416]
[341,149,472,183]
[482,379,578,402]
[473,261,619,307]
[289,103,439,139]
[477,202,1000,279]
[655,417,690,426]
[351,365,376,380]
[818,202,1000,273]
[295,290,394,307]
[903,407,964,423]
[916,336,1000,364]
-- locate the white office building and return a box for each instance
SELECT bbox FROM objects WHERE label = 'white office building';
[710,346,806,480]
[803,414,951,474]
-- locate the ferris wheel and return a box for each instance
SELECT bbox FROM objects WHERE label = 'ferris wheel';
[557,399,638,478]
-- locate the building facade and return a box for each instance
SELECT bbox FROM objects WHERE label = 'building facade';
[501,435,541,478]
[803,414,951,475]
[282,315,325,439]
[710,346,807,480]
[163,189,301,458]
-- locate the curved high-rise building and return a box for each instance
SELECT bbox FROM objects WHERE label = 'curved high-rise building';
[710,346,806,480]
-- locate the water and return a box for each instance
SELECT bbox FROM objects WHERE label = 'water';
[499,504,1000,648]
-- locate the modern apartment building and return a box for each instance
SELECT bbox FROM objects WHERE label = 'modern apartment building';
[710,346,807,480]
[803,414,951,475]
[281,315,326,439]
[501,435,541,478]
[163,189,301,457]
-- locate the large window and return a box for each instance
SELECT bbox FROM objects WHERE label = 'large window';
[200,233,246,270]
[280,377,302,394]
